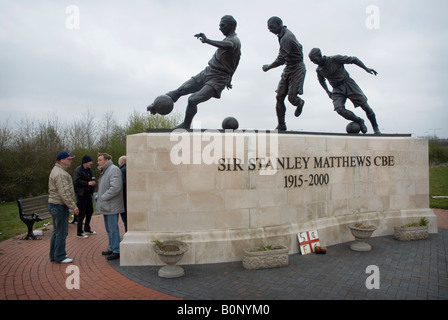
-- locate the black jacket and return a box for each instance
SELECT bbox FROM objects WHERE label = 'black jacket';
[120,163,127,211]
[73,165,95,197]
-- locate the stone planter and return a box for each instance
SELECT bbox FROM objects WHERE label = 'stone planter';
[394,226,428,241]
[242,245,289,270]
[348,224,377,252]
[152,240,188,278]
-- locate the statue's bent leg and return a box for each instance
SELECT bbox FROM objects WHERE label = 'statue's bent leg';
[288,94,305,117]
[287,67,306,117]
[360,103,381,134]
[335,107,368,134]
[275,94,287,131]
[174,85,215,129]
[167,78,200,103]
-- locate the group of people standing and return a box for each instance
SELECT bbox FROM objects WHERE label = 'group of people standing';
[48,152,127,264]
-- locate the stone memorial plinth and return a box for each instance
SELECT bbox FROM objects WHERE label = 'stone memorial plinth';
[120,130,437,266]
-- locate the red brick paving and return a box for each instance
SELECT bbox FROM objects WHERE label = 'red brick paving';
[1,209,447,300]
[0,215,180,300]
[433,208,448,229]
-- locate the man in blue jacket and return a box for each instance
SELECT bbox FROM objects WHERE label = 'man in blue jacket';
[97,153,124,260]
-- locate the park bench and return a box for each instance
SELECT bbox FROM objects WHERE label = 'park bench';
[17,195,51,240]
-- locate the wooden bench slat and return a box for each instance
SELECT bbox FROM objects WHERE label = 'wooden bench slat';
[19,195,48,201]
[17,195,52,240]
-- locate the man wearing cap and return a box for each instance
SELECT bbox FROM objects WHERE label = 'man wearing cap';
[48,152,79,264]
[73,155,96,238]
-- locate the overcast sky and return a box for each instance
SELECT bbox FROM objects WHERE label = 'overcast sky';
[1,0,447,138]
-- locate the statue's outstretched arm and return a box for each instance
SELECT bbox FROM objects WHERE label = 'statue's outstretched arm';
[352,57,378,76]
[262,61,282,72]
[194,33,234,50]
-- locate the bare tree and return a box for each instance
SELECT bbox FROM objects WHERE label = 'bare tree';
[96,110,117,151]
[83,109,98,150]
[0,119,13,150]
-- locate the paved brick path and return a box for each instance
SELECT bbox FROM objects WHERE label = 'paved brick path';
[0,216,178,300]
[1,209,447,300]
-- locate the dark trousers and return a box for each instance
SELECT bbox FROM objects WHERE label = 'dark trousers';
[48,204,69,262]
[120,211,127,232]
[77,195,93,234]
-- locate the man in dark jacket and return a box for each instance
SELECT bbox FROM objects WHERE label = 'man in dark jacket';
[118,155,127,232]
[73,155,96,238]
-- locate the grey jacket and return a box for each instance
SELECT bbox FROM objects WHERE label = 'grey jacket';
[96,160,124,215]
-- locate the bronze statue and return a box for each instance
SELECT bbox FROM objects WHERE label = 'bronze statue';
[262,17,306,131]
[308,48,381,134]
[148,15,241,129]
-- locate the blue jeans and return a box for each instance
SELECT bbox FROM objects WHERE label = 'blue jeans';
[103,214,120,253]
[48,204,69,262]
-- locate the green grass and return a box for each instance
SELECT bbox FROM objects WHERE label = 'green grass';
[1,167,447,242]
[429,166,448,209]
[0,201,52,242]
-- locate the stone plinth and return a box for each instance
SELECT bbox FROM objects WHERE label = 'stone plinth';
[120,130,436,266]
